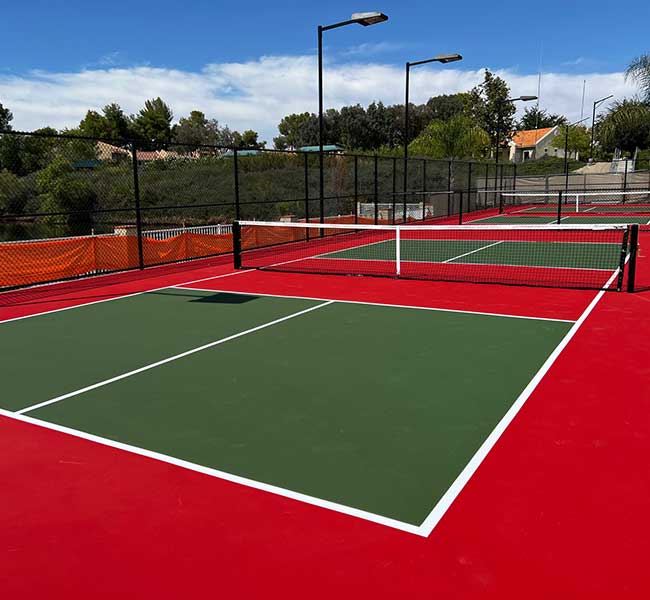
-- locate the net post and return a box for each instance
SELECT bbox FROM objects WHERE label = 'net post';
[233,148,241,222]
[557,190,563,224]
[458,191,464,225]
[626,224,639,292]
[395,226,401,276]
[616,226,630,292]
[233,221,242,270]
[392,156,397,224]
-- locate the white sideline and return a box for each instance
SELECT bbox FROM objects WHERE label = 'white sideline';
[0,407,423,536]
[442,240,504,263]
[417,264,622,536]
[16,301,334,415]
[0,269,253,325]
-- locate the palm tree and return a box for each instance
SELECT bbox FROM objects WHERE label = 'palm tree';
[626,55,650,102]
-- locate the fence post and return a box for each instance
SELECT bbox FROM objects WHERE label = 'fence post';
[233,148,241,222]
[233,221,242,269]
[392,156,397,224]
[623,158,628,191]
[374,155,379,225]
[512,163,517,192]
[458,191,464,225]
[422,159,427,221]
[354,155,358,225]
[447,160,453,216]
[467,162,473,213]
[304,152,310,239]
[130,142,145,270]
[627,224,639,293]
[557,190,563,224]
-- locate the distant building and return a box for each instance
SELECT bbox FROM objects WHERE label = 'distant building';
[297,145,345,153]
[508,126,567,163]
[95,141,182,163]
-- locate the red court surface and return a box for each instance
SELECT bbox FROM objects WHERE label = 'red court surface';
[2,258,650,599]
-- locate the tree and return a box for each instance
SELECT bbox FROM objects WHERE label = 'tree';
[132,98,174,145]
[273,112,313,149]
[79,104,132,140]
[173,110,223,147]
[551,125,591,159]
[596,99,650,153]
[466,70,514,151]
[0,102,13,130]
[409,114,490,160]
[234,129,265,148]
[425,94,467,122]
[518,106,567,130]
[0,169,29,214]
[626,54,650,102]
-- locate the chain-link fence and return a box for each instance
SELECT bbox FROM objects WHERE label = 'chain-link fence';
[1,128,648,291]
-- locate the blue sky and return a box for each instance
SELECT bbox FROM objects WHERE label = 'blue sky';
[1,0,648,142]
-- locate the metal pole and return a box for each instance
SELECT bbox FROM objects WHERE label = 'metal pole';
[318,25,325,234]
[447,160,452,216]
[374,154,378,225]
[233,148,241,222]
[304,152,310,239]
[354,155,358,224]
[557,190,563,224]
[494,104,501,198]
[403,62,410,223]
[590,101,597,161]
[564,126,570,192]
[422,159,427,221]
[627,224,639,293]
[130,142,144,270]
[392,156,397,223]
[467,162,473,213]
[623,158,628,192]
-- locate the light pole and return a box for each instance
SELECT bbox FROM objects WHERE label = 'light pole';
[403,53,462,221]
[564,116,590,191]
[589,94,613,161]
[318,12,388,228]
[494,95,537,198]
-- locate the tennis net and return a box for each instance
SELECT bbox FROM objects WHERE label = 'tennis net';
[234,221,638,291]
[499,190,650,221]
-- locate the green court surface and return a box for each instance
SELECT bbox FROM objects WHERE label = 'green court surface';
[514,204,650,214]
[322,238,621,270]
[475,214,650,225]
[1,288,571,525]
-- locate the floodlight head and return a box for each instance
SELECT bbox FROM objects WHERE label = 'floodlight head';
[351,12,389,26]
[518,95,538,102]
[434,53,463,64]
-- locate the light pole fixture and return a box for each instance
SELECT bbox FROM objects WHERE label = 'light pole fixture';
[564,116,590,191]
[403,53,462,221]
[318,12,389,226]
[494,95,537,196]
[589,94,613,161]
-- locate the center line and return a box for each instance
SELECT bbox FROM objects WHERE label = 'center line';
[443,240,504,263]
[17,300,334,415]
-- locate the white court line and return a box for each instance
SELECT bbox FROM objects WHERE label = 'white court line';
[172,287,576,323]
[0,269,253,325]
[0,407,422,536]
[16,301,334,415]
[417,261,623,536]
[442,240,504,263]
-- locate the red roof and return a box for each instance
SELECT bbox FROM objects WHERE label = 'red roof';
[511,127,556,148]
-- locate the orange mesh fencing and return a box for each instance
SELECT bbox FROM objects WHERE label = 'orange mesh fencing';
[0,232,234,289]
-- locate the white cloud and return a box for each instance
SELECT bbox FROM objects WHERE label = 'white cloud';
[0,56,638,146]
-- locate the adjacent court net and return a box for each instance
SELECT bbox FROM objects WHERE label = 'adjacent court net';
[499,190,650,222]
[234,221,636,291]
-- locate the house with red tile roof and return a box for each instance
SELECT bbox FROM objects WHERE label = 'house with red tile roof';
[507,126,567,163]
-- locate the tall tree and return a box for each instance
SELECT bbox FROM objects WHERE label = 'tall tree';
[173,110,223,147]
[234,129,265,148]
[518,106,567,130]
[425,93,467,122]
[409,114,490,160]
[626,54,650,102]
[273,112,313,149]
[132,98,174,145]
[596,100,650,153]
[0,102,13,130]
[466,70,514,151]
[551,125,591,159]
